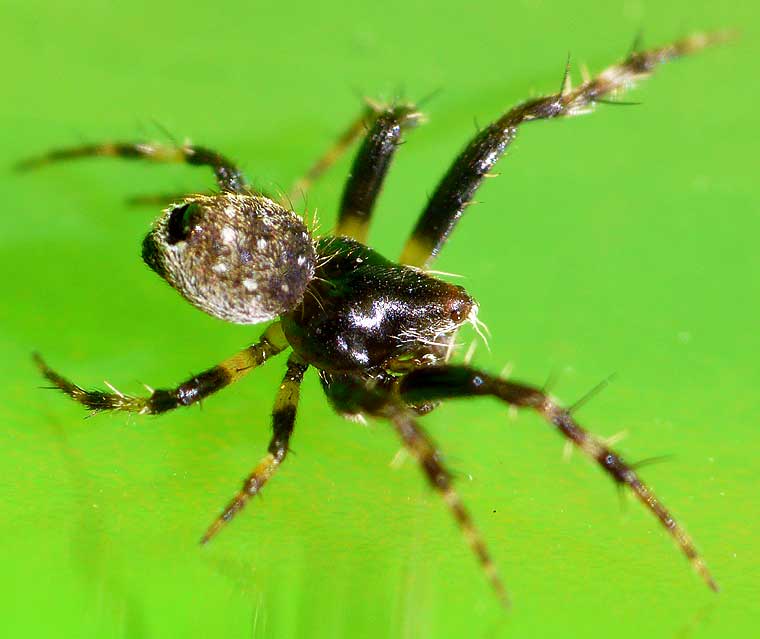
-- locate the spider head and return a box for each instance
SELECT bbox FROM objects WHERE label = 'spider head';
[417,280,479,342]
[142,193,316,324]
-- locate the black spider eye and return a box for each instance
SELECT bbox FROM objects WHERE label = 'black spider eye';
[166,203,199,244]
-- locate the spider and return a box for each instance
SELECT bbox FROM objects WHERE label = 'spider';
[18,32,723,606]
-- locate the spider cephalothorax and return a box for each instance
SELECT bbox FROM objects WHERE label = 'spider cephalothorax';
[282,236,477,373]
[19,32,724,605]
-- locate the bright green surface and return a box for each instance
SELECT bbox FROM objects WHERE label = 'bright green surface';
[1,1,757,637]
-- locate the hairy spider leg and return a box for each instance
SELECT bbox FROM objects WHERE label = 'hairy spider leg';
[322,372,509,607]
[397,365,719,592]
[200,354,308,544]
[399,31,724,268]
[34,323,288,415]
[389,406,510,606]
[285,101,382,205]
[16,141,248,192]
[125,102,413,213]
[123,101,415,213]
[335,103,423,242]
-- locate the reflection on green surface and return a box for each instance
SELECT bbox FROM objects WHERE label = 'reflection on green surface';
[1,1,757,637]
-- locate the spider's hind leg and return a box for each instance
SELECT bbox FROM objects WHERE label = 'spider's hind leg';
[35,323,288,416]
[17,140,249,192]
[398,365,719,592]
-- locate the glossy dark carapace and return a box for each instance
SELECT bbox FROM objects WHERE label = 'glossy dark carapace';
[282,237,476,373]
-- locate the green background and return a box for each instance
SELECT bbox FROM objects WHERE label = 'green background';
[2,1,757,637]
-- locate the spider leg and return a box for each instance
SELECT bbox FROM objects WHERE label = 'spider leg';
[285,101,381,205]
[35,323,288,415]
[16,141,248,192]
[335,103,423,242]
[321,371,509,606]
[397,365,719,592]
[200,354,308,544]
[399,31,724,268]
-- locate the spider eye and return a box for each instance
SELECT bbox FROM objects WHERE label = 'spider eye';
[166,202,199,244]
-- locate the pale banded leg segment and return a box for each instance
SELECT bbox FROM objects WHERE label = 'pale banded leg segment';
[35,323,289,416]
[17,141,248,192]
[200,354,308,544]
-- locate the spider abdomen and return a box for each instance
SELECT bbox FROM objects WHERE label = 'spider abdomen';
[142,193,316,324]
[280,237,474,372]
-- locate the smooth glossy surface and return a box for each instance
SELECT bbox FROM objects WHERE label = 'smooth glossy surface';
[282,237,473,372]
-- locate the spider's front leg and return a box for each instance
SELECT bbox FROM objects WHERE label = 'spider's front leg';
[322,371,510,606]
[35,323,288,415]
[17,140,249,192]
[398,365,719,592]
[400,32,725,268]
[201,354,308,543]
[335,103,422,242]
